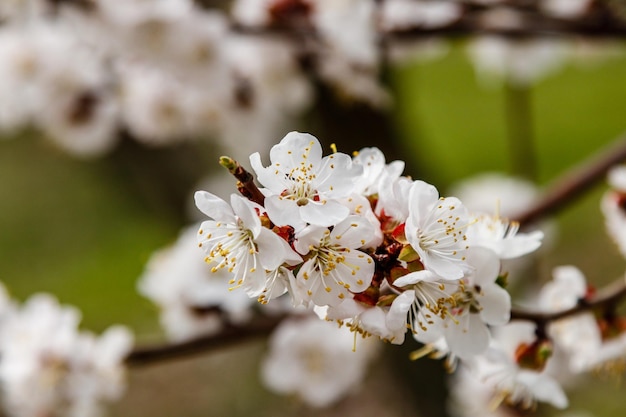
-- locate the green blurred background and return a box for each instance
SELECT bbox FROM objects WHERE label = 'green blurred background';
[1,43,626,416]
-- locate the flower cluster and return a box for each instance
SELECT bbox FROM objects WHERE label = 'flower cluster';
[191,131,552,407]
[0,286,133,417]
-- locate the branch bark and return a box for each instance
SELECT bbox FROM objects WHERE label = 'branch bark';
[510,276,626,324]
[125,315,283,367]
[515,133,626,226]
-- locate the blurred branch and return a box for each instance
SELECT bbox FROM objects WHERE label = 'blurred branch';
[510,276,626,324]
[515,133,626,226]
[125,315,284,367]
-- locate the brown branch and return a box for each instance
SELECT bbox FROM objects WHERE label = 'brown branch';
[510,277,626,325]
[515,133,626,226]
[219,156,266,206]
[125,315,283,367]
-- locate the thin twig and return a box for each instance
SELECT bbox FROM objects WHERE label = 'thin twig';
[515,133,626,226]
[510,277,626,325]
[219,156,266,206]
[125,315,283,367]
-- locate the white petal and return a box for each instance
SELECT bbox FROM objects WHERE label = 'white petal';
[300,200,349,227]
[230,194,261,237]
[330,216,373,248]
[315,152,361,196]
[498,231,543,259]
[445,314,490,359]
[408,180,439,221]
[294,225,328,255]
[249,152,287,193]
[466,247,500,287]
[393,270,440,287]
[194,191,235,223]
[386,290,414,331]
[265,196,305,229]
[422,255,464,280]
[271,131,323,170]
[517,371,569,409]
[336,250,374,292]
[478,285,511,326]
[256,228,302,270]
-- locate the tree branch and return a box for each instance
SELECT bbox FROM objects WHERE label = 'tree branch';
[515,133,626,226]
[510,276,626,325]
[125,315,283,367]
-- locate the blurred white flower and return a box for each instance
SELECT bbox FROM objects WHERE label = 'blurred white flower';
[0,294,133,417]
[138,225,255,341]
[380,0,461,31]
[261,315,379,407]
[468,215,543,260]
[468,322,569,410]
[539,266,602,373]
[541,0,591,19]
[467,37,568,87]
[602,165,626,258]
[449,172,539,219]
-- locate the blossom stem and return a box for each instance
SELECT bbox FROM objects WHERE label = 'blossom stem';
[514,134,626,226]
[219,156,266,206]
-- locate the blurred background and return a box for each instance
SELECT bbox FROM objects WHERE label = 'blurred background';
[2,1,626,416]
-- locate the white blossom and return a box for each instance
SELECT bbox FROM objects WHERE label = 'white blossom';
[293,216,375,307]
[138,225,255,341]
[467,37,568,87]
[195,191,302,299]
[250,131,362,228]
[409,248,509,360]
[261,315,379,407]
[469,322,568,410]
[380,0,462,31]
[405,180,470,279]
[539,266,602,373]
[602,165,626,258]
[449,172,540,221]
[0,294,133,417]
[352,146,404,196]
[468,215,543,260]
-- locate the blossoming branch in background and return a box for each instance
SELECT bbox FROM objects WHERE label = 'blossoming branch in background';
[0,0,622,158]
[0,286,133,417]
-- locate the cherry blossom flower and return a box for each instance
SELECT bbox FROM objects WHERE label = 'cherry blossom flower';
[469,322,568,410]
[352,147,404,196]
[375,173,413,227]
[405,180,470,279]
[250,131,362,228]
[293,216,375,307]
[195,191,302,298]
[468,215,543,260]
[602,165,626,258]
[539,266,602,373]
[467,37,568,87]
[541,0,591,19]
[317,290,415,344]
[410,248,509,360]
[138,225,254,341]
[261,315,379,407]
[448,172,540,220]
[0,294,133,417]
[380,0,462,31]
